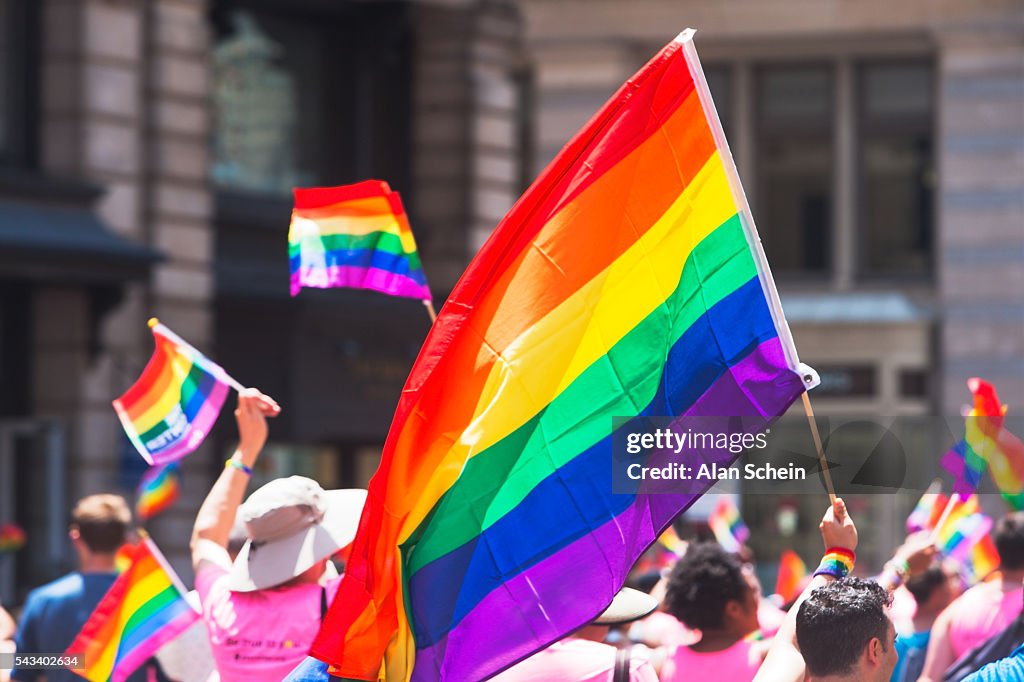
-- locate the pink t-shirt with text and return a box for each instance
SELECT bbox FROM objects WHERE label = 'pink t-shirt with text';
[659,640,763,682]
[947,582,1024,659]
[195,564,341,682]
[491,638,658,682]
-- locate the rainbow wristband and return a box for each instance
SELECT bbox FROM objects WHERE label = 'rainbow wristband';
[225,458,253,475]
[813,547,855,580]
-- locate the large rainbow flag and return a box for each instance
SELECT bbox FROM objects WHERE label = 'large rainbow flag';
[312,30,808,681]
[66,536,199,682]
[288,181,431,301]
[113,320,233,465]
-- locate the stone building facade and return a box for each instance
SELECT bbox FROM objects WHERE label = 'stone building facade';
[0,0,1020,602]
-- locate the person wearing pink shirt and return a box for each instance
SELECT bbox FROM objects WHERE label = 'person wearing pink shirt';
[491,587,660,682]
[190,389,367,682]
[659,544,768,682]
[919,512,1024,682]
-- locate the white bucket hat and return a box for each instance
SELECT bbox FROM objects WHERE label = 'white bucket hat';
[593,587,659,625]
[227,476,367,592]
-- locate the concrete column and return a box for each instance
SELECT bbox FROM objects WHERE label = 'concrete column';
[141,0,215,574]
[411,0,525,291]
[935,26,1024,413]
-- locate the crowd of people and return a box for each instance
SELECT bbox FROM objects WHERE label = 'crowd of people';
[2,389,1023,681]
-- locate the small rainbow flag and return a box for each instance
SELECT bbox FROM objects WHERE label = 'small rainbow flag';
[113,320,234,466]
[288,180,431,301]
[993,426,1024,510]
[969,534,1001,583]
[0,523,26,552]
[312,30,809,682]
[658,524,688,558]
[942,378,1006,495]
[708,497,749,553]
[906,480,947,533]
[135,463,181,521]
[66,536,199,682]
[937,511,992,561]
[775,550,807,604]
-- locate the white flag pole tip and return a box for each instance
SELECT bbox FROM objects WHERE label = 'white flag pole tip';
[799,363,821,391]
[674,28,696,44]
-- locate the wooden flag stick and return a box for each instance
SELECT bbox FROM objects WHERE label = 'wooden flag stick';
[801,391,837,505]
[930,492,960,545]
[423,300,438,324]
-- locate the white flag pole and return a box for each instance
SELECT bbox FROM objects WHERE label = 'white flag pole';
[678,29,833,502]
[148,317,246,393]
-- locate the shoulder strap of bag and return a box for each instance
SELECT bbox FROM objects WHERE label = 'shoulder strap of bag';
[613,647,631,682]
[321,586,329,622]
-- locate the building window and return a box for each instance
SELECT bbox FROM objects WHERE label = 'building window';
[698,55,934,286]
[858,62,934,278]
[210,2,412,197]
[704,66,731,139]
[211,11,311,194]
[0,0,9,157]
[755,65,834,276]
[813,365,877,398]
[0,0,37,168]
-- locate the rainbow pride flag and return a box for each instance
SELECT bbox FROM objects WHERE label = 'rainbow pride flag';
[709,497,750,553]
[942,378,1006,495]
[994,426,1024,510]
[0,522,25,552]
[970,534,1001,583]
[775,550,807,605]
[288,181,431,301]
[113,320,233,465]
[135,463,181,521]
[906,480,947,533]
[312,31,808,682]
[937,511,992,561]
[66,537,199,682]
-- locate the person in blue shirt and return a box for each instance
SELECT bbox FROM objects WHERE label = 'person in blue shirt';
[891,559,962,682]
[963,645,1024,682]
[12,494,154,682]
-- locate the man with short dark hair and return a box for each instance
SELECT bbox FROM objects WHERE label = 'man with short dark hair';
[892,560,961,682]
[12,494,152,682]
[919,511,1024,682]
[795,578,898,681]
[660,543,765,681]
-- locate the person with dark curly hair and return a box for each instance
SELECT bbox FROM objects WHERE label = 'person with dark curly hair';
[659,543,766,681]
[795,578,898,681]
[919,511,1024,682]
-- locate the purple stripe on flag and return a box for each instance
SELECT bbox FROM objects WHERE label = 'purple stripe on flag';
[411,338,803,681]
[110,606,198,682]
[291,265,432,301]
[146,380,230,465]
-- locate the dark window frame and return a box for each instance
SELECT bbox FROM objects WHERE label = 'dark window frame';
[209,0,413,212]
[854,58,936,284]
[0,0,39,169]
[753,61,836,281]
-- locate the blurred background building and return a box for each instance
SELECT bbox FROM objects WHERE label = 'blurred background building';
[0,0,1021,603]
